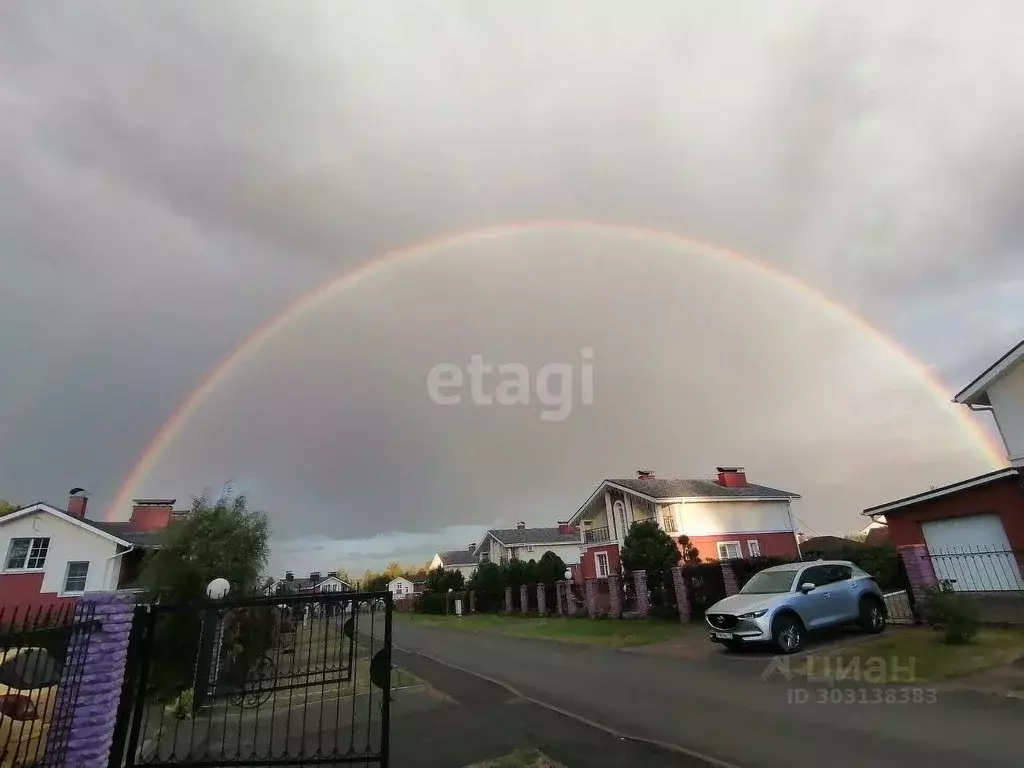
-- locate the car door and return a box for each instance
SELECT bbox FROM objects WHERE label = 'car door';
[791,565,832,629]
[818,565,860,623]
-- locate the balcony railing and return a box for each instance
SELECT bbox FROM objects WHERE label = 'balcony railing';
[584,526,612,544]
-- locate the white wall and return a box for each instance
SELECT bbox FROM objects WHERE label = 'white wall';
[388,577,414,596]
[0,510,125,594]
[667,500,795,537]
[989,361,1024,466]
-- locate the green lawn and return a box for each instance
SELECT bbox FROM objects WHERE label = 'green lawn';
[396,612,696,648]
[465,749,565,768]
[793,627,1024,683]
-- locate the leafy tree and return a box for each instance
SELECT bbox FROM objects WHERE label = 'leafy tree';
[424,565,464,594]
[0,501,19,517]
[501,558,529,589]
[535,551,568,585]
[676,535,702,565]
[621,520,681,574]
[333,566,351,583]
[142,486,269,601]
[384,561,404,580]
[468,561,501,593]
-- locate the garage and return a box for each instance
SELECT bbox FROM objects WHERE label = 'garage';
[922,514,1024,591]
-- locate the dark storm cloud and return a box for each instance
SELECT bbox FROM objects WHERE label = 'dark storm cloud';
[1,2,1021,570]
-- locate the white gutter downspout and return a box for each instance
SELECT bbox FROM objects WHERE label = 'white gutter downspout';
[105,545,135,590]
[787,504,803,561]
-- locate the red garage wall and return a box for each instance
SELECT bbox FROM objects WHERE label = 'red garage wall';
[580,544,621,579]
[883,475,1024,550]
[0,573,79,616]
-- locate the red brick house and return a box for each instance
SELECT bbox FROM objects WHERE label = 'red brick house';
[569,467,802,579]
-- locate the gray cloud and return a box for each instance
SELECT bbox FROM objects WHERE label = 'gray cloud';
[1,2,1021,571]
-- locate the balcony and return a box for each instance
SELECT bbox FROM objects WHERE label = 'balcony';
[584,526,612,544]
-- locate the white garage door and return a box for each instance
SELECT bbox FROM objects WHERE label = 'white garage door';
[922,514,1024,591]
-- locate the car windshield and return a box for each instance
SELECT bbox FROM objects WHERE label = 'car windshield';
[740,570,796,595]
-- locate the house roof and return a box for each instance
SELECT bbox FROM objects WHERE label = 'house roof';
[862,467,1020,517]
[436,548,479,566]
[275,575,352,593]
[486,528,580,547]
[0,501,186,549]
[953,339,1024,406]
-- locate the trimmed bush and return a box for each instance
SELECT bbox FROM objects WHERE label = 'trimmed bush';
[920,582,979,644]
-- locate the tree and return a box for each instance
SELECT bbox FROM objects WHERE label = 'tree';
[142,486,269,601]
[536,551,568,585]
[424,566,464,594]
[333,566,351,583]
[384,561,404,580]
[0,501,19,517]
[620,520,681,574]
[468,561,502,594]
[676,535,702,565]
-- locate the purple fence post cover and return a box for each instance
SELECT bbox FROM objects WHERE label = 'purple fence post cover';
[47,592,136,768]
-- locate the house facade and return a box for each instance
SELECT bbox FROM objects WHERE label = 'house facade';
[387,576,416,600]
[570,468,801,579]
[954,338,1024,470]
[275,570,352,595]
[475,523,582,569]
[430,547,480,580]
[0,492,184,612]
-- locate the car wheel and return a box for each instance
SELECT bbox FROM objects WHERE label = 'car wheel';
[859,598,886,634]
[771,613,804,654]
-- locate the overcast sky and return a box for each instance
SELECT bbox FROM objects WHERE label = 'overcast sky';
[2,2,1021,577]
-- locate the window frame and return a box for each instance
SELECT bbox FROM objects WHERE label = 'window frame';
[62,561,90,594]
[661,509,677,532]
[4,537,51,572]
[594,551,610,579]
[746,539,761,558]
[716,541,742,560]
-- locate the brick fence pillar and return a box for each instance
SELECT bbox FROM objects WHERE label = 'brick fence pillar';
[519,585,529,614]
[721,561,739,596]
[48,592,136,768]
[469,590,476,613]
[505,586,513,614]
[633,569,650,617]
[899,544,937,609]
[585,578,598,618]
[671,566,692,622]
[537,584,546,615]
[608,574,622,618]
[555,582,564,615]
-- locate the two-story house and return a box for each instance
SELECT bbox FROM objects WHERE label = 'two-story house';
[429,547,481,580]
[475,523,582,570]
[0,491,186,612]
[954,338,1024,470]
[570,468,802,579]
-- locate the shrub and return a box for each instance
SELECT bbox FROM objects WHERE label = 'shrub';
[164,688,195,720]
[649,604,679,622]
[920,582,979,644]
[416,592,450,615]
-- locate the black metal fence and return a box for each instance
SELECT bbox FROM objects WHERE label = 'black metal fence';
[113,591,393,767]
[925,546,1024,593]
[0,602,97,768]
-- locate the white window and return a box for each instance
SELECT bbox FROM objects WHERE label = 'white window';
[747,540,761,557]
[63,562,89,593]
[595,552,610,578]
[716,541,742,560]
[5,538,50,570]
[661,509,677,532]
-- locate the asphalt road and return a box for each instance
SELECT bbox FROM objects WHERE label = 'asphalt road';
[393,621,1024,768]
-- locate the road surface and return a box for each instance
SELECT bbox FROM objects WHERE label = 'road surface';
[394,621,1024,768]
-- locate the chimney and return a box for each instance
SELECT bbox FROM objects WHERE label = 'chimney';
[468,543,476,554]
[517,521,526,530]
[558,520,578,535]
[716,467,748,488]
[637,470,655,480]
[129,498,175,532]
[328,571,338,579]
[310,571,321,582]
[67,488,89,519]
[285,571,294,582]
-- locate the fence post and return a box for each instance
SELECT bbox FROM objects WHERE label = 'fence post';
[585,578,598,618]
[504,586,513,614]
[633,569,650,617]
[671,566,692,622]
[608,574,623,618]
[555,581,565,615]
[469,590,476,613]
[536,584,546,615]
[49,592,136,768]
[721,561,739,596]
[519,585,529,614]
[898,544,937,609]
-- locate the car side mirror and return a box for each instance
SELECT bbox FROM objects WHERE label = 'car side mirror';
[799,582,816,594]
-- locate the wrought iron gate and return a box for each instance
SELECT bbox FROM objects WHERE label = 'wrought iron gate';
[110,591,393,767]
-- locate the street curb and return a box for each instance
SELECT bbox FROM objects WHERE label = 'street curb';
[391,642,744,768]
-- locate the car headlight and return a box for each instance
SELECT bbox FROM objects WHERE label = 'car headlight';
[737,609,768,619]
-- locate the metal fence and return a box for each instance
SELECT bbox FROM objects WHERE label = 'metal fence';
[924,546,1024,593]
[0,602,97,768]
[113,590,393,767]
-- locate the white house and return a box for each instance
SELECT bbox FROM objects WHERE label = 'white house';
[954,338,1024,469]
[570,468,801,579]
[474,523,583,569]
[0,492,184,612]
[429,547,481,580]
[388,576,417,600]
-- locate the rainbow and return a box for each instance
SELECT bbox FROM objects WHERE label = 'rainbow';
[106,220,1006,518]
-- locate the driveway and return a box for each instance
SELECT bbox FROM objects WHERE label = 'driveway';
[394,621,1024,768]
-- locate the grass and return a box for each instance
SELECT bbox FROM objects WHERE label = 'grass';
[464,749,566,767]
[793,627,1024,683]
[396,612,697,648]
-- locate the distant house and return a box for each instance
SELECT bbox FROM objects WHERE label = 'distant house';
[388,576,415,600]
[275,570,352,595]
[0,491,186,612]
[475,523,582,571]
[429,547,480,580]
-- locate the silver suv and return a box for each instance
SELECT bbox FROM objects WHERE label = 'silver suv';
[705,560,886,654]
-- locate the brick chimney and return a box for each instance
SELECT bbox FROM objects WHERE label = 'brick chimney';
[285,571,294,582]
[637,470,655,480]
[129,498,175,532]
[310,571,321,582]
[517,521,526,530]
[557,520,577,535]
[67,488,89,519]
[716,467,748,488]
